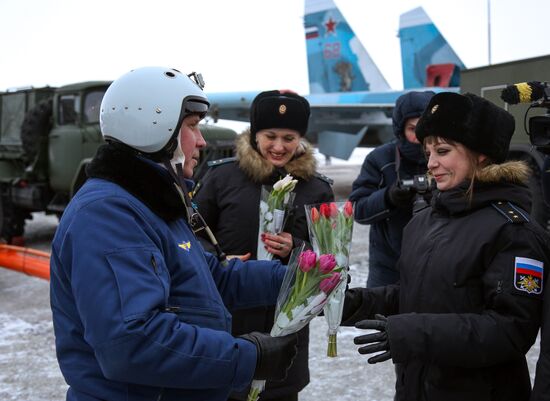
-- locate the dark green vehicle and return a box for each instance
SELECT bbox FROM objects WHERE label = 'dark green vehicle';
[0,82,236,242]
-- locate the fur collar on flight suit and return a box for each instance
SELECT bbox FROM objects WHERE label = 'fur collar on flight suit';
[235,130,318,183]
[86,144,186,222]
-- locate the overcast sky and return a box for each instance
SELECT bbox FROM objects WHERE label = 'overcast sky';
[1,0,549,94]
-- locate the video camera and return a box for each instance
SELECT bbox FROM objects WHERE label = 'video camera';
[501,81,550,154]
[398,174,430,194]
[398,174,431,213]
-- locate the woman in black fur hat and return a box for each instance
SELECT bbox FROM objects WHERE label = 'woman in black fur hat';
[194,90,334,401]
[341,92,550,401]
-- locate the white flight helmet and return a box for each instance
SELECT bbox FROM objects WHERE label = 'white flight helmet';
[100,66,209,161]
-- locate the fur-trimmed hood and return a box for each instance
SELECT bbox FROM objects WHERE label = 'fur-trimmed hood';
[475,160,530,184]
[235,130,318,183]
[435,160,532,215]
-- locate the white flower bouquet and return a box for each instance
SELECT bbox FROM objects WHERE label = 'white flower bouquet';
[256,174,297,260]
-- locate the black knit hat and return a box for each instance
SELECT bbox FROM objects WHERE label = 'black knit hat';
[392,91,435,138]
[415,92,515,163]
[249,90,310,148]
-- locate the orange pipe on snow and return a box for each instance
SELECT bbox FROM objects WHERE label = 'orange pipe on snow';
[0,244,50,280]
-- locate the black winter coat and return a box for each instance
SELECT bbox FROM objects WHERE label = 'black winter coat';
[194,133,334,399]
[349,140,427,280]
[344,161,550,401]
[543,156,550,207]
[530,159,550,401]
[532,245,550,401]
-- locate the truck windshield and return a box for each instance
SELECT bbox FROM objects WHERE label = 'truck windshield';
[83,90,106,124]
[1,92,26,144]
[58,94,80,125]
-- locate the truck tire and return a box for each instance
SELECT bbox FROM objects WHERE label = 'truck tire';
[20,99,53,164]
[0,185,25,243]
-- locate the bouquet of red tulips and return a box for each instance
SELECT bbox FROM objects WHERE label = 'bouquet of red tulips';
[305,201,354,356]
[247,246,344,401]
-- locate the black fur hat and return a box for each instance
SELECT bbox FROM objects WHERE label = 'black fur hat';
[249,90,310,149]
[415,92,515,163]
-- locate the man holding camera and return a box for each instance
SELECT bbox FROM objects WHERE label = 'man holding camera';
[349,91,434,288]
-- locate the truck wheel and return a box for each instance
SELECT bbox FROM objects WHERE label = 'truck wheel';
[20,99,53,165]
[0,186,25,243]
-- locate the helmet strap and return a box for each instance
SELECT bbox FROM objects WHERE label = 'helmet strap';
[170,135,186,171]
[161,159,228,266]
[161,159,194,221]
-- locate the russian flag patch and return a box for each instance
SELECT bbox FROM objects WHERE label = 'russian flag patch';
[514,257,543,295]
[305,26,319,40]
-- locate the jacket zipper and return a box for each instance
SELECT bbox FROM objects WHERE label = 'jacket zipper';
[151,255,158,273]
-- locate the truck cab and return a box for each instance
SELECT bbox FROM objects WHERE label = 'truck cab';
[0,82,236,242]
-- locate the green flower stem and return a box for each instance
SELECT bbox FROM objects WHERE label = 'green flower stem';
[301,268,308,293]
[285,271,300,315]
[247,385,261,401]
[281,269,329,319]
[327,333,338,357]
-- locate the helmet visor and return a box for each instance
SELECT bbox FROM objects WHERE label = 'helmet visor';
[182,96,210,120]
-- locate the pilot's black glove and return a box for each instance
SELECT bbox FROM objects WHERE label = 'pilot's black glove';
[239,331,298,381]
[386,182,415,208]
[354,314,392,364]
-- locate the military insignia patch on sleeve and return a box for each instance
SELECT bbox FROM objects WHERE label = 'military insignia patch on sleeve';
[178,241,192,252]
[514,257,543,295]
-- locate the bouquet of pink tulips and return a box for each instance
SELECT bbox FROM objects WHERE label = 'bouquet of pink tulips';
[305,201,354,357]
[247,246,344,401]
[257,174,297,260]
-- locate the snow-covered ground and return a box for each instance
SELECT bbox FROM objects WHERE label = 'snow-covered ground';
[0,159,542,400]
[313,147,372,167]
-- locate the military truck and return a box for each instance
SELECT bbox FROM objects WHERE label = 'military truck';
[0,81,236,243]
[460,54,550,230]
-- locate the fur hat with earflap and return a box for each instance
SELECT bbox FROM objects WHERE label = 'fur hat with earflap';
[249,90,310,150]
[415,92,515,163]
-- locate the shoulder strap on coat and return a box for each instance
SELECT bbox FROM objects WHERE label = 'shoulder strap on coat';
[206,156,237,168]
[314,171,334,185]
[491,201,530,223]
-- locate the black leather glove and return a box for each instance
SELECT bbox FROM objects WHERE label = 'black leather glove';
[341,288,364,324]
[354,314,391,364]
[386,182,415,208]
[239,332,298,381]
